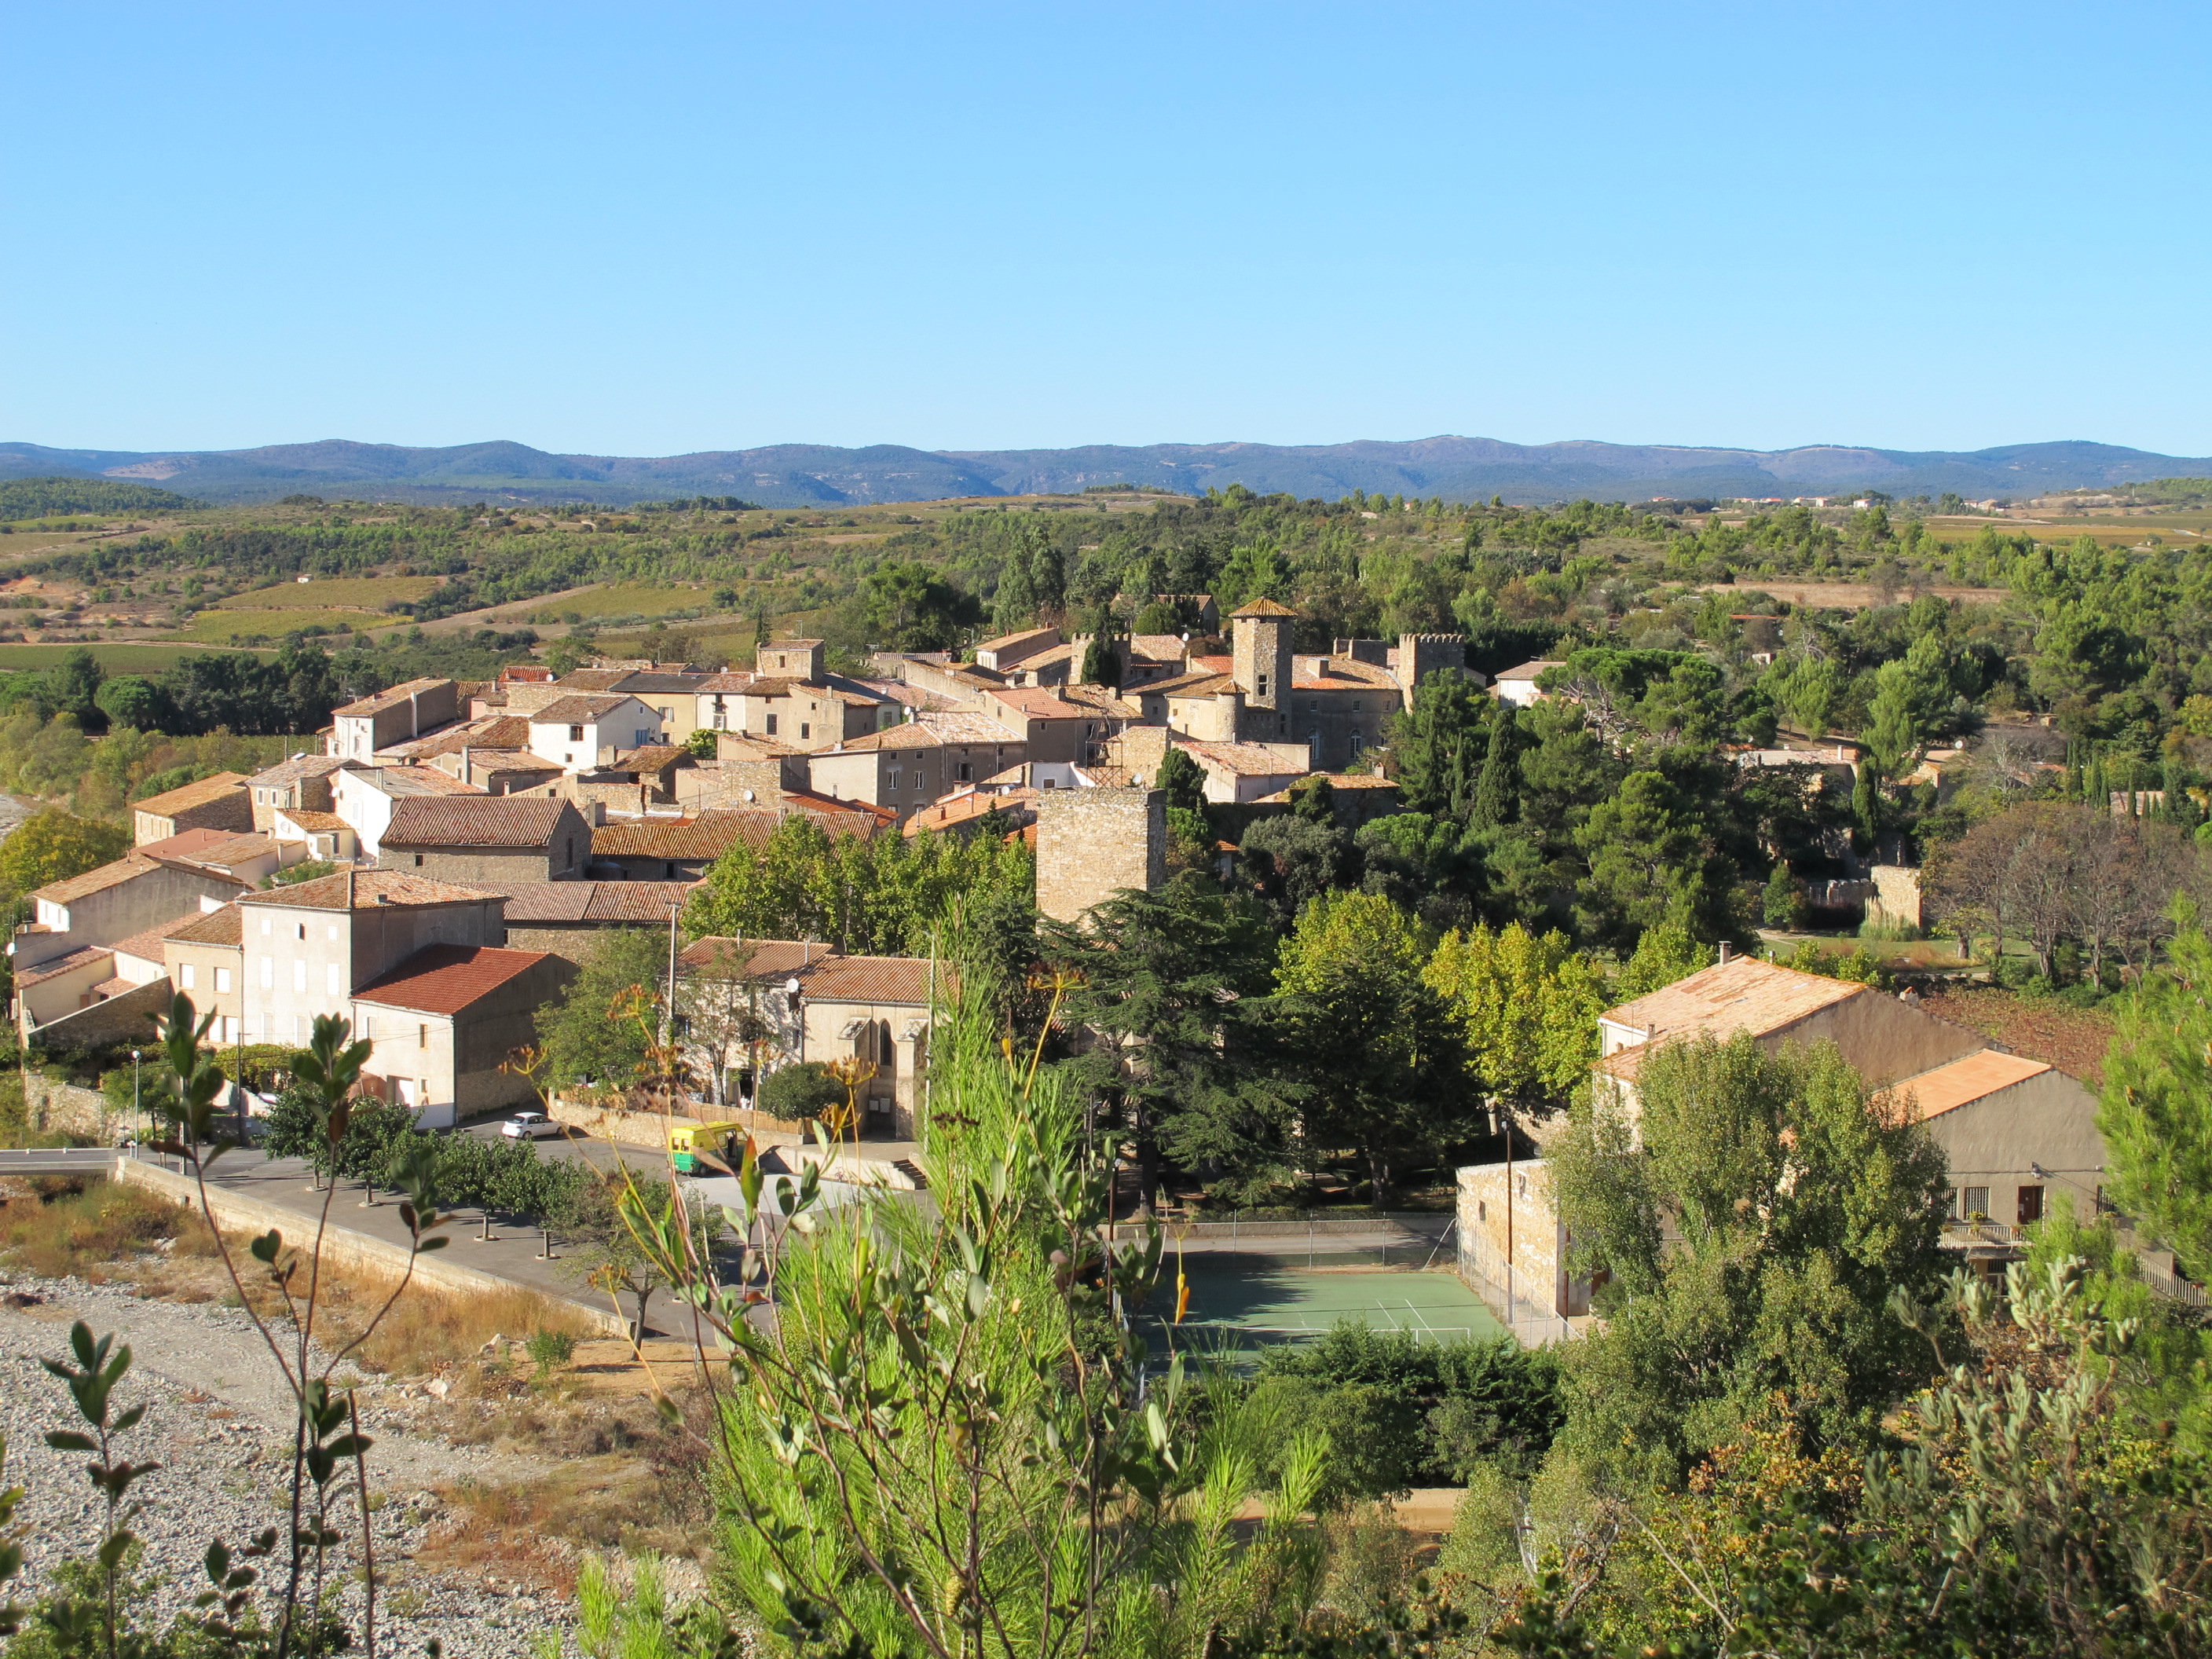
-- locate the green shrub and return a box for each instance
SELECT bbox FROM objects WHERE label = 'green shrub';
[757,1060,845,1121]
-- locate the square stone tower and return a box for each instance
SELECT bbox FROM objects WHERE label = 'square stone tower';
[1034,787,1166,924]
[1230,599,1297,711]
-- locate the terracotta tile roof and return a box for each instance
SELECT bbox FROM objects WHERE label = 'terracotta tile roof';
[830,714,1019,751]
[615,745,688,773]
[1291,657,1397,690]
[591,811,757,859]
[1602,957,1862,1045]
[193,834,280,866]
[680,937,938,1005]
[111,911,212,966]
[972,625,1060,657]
[170,906,244,947]
[776,790,895,831]
[1495,659,1565,681]
[987,687,1098,720]
[1128,634,1190,664]
[496,880,698,923]
[903,787,1038,837]
[694,671,760,693]
[134,828,243,862]
[1180,740,1308,777]
[244,870,501,911]
[1145,671,1238,697]
[16,945,116,988]
[33,855,158,906]
[1254,773,1403,803]
[712,731,804,759]
[247,754,357,789]
[276,810,346,832]
[385,796,573,848]
[332,676,451,718]
[1892,1050,2053,1119]
[89,976,134,999]
[530,694,643,724]
[350,765,485,800]
[395,716,533,756]
[352,944,558,1014]
[134,772,251,817]
[1231,598,1298,618]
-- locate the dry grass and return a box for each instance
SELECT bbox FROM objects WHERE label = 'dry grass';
[413,1365,721,1586]
[216,577,441,610]
[0,1176,222,1281]
[225,1252,599,1376]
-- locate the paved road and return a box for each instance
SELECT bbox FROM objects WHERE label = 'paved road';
[0,1146,121,1176]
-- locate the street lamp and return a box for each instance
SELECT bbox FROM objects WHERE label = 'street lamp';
[131,1049,141,1153]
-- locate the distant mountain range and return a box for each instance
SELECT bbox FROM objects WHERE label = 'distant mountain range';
[3,434,2207,509]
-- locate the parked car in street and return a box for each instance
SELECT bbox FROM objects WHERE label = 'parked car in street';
[500,1111,558,1140]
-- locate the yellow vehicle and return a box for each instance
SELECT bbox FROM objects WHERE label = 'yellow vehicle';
[668,1120,745,1174]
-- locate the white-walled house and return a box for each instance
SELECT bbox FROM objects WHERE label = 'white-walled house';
[526,694,665,771]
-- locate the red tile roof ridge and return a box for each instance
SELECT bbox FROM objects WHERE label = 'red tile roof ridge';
[351,943,557,1014]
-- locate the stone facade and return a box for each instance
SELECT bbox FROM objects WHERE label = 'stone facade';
[1034,787,1166,924]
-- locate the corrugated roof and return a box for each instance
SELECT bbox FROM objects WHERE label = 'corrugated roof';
[1894,1050,2053,1119]
[331,676,452,718]
[1602,957,1862,1046]
[352,944,558,1014]
[133,772,251,817]
[245,870,500,911]
[385,796,573,848]
[530,694,643,724]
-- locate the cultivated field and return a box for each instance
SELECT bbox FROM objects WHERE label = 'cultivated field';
[216,575,443,609]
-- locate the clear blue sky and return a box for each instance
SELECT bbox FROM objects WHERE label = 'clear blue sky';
[9,2,2210,460]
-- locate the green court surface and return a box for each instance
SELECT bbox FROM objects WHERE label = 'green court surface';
[1146,1259,1505,1362]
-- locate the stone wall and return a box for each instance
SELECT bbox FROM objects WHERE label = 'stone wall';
[115,1159,625,1336]
[1033,786,1165,924]
[1868,864,1923,929]
[24,1073,130,1143]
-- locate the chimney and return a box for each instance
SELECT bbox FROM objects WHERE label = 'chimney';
[1718,941,1733,964]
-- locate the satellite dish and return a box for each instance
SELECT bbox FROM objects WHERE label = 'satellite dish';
[742,789,756,802]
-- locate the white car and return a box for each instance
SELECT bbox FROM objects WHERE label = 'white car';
[500,1111,558,1140]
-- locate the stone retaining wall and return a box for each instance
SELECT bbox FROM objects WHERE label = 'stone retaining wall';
[115,1158,625,1337]
[24,1073,130,1144]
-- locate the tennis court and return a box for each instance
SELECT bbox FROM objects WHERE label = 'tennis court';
[1144,1256,1507,1363]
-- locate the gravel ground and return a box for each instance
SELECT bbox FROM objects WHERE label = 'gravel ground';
[0,1275,579,1659]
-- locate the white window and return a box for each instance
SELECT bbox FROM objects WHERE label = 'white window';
[326,963,342,996]
[260,917,272,936]
[568,724,584,742]
[215,967,232,994]
[295,922,306,940]
[222,1016,238,1044]
[293,959,306,992]
[181,963,196,989]
[327,925,339,941]
[260,957,273,990]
